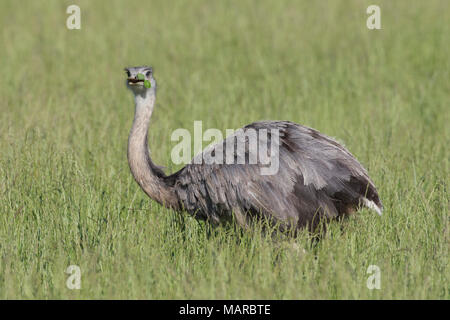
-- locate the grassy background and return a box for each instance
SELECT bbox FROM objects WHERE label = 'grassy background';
[0,0,448,299]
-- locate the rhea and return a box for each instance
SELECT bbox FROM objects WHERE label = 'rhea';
[125,66,382,232]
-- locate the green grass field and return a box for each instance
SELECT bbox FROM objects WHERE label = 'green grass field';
[0,0,448,299]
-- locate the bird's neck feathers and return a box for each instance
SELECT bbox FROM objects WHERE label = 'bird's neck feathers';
[127,91,178,209]
[132,91,156,134]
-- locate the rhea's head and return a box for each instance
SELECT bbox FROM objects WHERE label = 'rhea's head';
[125,66,156,96]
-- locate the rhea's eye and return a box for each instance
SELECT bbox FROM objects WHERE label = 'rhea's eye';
[146,71,151,77]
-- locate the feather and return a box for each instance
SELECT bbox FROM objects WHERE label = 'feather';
[167,121,382,230]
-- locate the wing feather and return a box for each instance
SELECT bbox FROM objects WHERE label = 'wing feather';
[168,121,382,229]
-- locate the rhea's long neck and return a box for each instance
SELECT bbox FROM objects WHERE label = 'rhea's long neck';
[127,90,178,209]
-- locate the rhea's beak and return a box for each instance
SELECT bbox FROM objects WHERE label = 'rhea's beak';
[128,77,144,86]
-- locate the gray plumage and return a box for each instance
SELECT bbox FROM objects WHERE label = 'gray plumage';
[125,66,383,233]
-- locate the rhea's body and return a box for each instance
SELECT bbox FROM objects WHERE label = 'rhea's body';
[125,66,382,232]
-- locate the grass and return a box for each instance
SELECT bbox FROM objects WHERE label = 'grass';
[0,0,448,299]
